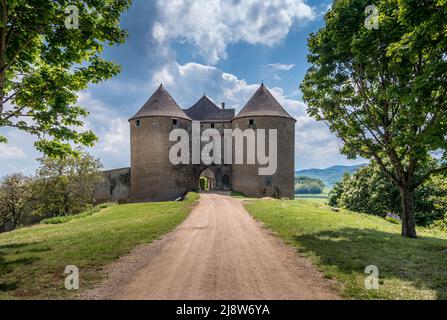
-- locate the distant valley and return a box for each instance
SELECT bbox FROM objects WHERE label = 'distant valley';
[295,164,367,188]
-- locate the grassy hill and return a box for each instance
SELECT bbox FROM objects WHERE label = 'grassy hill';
[296,164,367,188]
[0,193,199,299]
[244,198,447,300]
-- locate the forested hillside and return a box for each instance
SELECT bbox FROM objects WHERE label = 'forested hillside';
[296,165,366,187]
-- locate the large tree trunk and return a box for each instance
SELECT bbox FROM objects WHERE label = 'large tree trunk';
[400,188,417,238]
[0,3,8,117]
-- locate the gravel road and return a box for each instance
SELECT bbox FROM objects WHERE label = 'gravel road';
[86,192,340,300]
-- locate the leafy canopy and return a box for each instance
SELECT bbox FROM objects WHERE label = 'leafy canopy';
[301,0,447,190]
[0,0,131,157]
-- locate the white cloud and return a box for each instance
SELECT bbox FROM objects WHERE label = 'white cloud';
[0,144,26,159]
[152,22,167,42]
[77,92,130,169]
[267,63,296,83]
[153,0,315,64]
[101,118,130,155]
[153,66,175,86]
[268,63,296,71]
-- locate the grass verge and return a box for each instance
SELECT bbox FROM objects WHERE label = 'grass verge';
[244,198,447,300]
[42,203,116,225]
[0,193,199,299]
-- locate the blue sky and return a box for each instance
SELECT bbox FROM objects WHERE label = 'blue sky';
[0,0,367,176]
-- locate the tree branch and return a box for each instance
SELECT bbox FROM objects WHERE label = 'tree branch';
[0,0,8,118]
[2,91,16,104]
[0,31,38,74]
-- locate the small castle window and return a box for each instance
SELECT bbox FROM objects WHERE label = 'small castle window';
[172,119,178,126]
[136,120,141,127]
[249,119,255,126]
[211,123,215,129]
[153,119,158,125]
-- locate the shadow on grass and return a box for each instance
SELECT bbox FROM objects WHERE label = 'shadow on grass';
[0,242,49,294]
[0,281,19,292]
[294,228,447,299]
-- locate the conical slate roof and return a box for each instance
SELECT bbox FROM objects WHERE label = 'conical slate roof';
[184,95,235,122]
[129,85,191,121]
[234,84,295,121]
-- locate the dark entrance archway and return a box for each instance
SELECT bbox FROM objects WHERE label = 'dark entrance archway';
[199,168,216,191]
[195,165,232,192]
[222,174,231,191]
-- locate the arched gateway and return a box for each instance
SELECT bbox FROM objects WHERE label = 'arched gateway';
[197,166,232,192]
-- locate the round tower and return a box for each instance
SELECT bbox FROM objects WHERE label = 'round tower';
[129,85,194,202]
[231,84,296,199]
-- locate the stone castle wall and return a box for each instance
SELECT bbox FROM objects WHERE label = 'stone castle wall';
[231,116,295,199]
[98,115,295,203]
[95,167,131,203]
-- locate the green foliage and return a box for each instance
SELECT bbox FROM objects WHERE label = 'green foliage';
[295,176,325,194]
[0,173,32,231]
[297,165,366,187]
[0,0,131,157]
[301,0,447,237]
[329,163,447,226]
[0,151,104,233]
[200,177,207,190]
[328,173,350,207]
[430,215,447,232]
[385,216,401,225]
[429,175,447,231]
[31,150,103,218]
[42,203,115,225]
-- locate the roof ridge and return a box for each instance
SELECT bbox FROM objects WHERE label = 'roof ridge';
[193,95,220,110]
[129,85,191,121]
[184,95,235,122]
[234,84,295,121]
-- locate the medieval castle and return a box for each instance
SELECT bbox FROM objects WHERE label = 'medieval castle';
[96,84,296,202]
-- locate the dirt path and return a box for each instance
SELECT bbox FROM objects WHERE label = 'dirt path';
[85,192,340,300]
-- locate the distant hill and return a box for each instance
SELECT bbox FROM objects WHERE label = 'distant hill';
[296,164,367,188]
[294,176,325,194]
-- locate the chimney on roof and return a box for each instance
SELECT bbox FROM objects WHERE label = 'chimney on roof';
[221,102,226,109]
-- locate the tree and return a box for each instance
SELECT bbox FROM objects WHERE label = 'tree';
[328,173,350,207]
[295,176,325,194]
[32,151,103,217]
[339,165,400,218]
[0,172,31,231]
[301,0,447,238]
[0,0,131,157]
[329,162,447,226]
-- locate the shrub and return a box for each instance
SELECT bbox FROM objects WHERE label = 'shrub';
[385,213,402,225]
[329,162,447,226]
[42,203,115,225]
[0,173,33,232]
[295,176,325,194]
[200,177,207,190]
[430,215,447,232]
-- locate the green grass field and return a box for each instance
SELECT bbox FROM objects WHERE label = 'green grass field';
[294,188,330,203]
[0,193,199,300]
[244,199,447,300]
